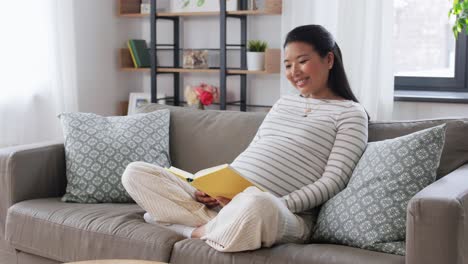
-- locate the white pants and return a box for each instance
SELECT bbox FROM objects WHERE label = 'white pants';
[121,162,313,252]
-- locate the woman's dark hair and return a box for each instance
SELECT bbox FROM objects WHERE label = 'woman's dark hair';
[283,25,360,104]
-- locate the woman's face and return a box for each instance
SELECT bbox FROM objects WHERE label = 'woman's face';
[284,41,334,98]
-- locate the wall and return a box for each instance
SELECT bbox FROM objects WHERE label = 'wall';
[72,1,468,119]
[73,0,144,115]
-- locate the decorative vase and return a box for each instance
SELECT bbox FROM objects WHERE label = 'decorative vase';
[247,51,265,71]
[197,101,205,110]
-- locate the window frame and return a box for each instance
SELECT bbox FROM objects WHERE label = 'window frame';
[394,34,468,93]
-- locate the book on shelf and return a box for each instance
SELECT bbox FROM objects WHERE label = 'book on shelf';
[165,164,261,199]
[127,39,151,68]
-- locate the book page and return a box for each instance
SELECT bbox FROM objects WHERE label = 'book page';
[166,167,194,181]
[194,164,229,178]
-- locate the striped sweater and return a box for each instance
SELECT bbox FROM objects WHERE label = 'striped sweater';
[231,95,368,213]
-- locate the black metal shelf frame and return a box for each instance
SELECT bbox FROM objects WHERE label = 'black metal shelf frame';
[150,0,250,111]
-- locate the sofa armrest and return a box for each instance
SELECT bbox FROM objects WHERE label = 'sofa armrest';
[406,163,468,264]
[0,141,66,238]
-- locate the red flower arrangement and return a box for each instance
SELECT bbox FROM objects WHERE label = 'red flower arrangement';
[184,83,219,109]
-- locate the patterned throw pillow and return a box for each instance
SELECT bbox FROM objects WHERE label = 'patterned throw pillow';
[59,110,171,203]
[312,124,446,255]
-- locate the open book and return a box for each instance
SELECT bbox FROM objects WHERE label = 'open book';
[165,164,260,199]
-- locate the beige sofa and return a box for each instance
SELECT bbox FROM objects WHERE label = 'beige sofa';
[1,104,467,264]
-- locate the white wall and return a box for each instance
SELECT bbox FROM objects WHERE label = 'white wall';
[72,1,468,118]
[73,0,144,115]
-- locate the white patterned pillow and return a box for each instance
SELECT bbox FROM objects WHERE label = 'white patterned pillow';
[312,124,446,255]
[59,110,171,203]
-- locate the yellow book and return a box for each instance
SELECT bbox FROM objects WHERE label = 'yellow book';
[165,164,260,199]
[127,40,138,68]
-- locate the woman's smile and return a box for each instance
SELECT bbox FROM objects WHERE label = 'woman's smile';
[293,77,310,88]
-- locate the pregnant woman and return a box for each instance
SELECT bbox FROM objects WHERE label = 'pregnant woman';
[122,24,368,252]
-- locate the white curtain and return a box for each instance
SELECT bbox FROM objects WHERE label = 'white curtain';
[281,0,394,121]
[0,0,78,147]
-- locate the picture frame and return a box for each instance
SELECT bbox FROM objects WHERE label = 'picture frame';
[183,49,209,69]
[127,93,166,116]
[128,93,151,115]
[170,0,237,12]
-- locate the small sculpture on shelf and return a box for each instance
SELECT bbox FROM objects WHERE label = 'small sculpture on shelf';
[183,49,209,69]
[184,83,219,110]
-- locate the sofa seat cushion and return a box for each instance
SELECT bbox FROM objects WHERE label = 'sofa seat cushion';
[170,239,404,264]
[5,198,184,263]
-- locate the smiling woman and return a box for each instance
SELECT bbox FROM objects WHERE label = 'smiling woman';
[120,24,369,253]
[279,1,394,120]
[0,0,77,147]
[283,25,361,105]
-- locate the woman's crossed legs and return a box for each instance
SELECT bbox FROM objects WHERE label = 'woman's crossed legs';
[122,162,311,252]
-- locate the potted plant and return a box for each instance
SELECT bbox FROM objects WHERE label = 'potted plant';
[247,40,268,71]
[449,0,468,39]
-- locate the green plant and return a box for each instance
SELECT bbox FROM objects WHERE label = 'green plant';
[449,0,468,39]
[247,40,268,52]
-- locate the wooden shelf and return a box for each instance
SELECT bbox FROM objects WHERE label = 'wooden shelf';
[118,0,141,16]
[156,11,219,17]
[158,68,218,73]
[229,69,269,75]
[120,67,275,75]
[121,67,150,72]
[156,68,273,74]
[119,13,148,18]
[118,10,281,17]
[118,0,282,18]
[119,48,280,74]
[229,10,281,15]
[156,10,281,17]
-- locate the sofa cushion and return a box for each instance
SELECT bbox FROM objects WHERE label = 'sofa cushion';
[59,110,171,203]
[170,238,404,264]
[137,104,266,173]
[368,118,468,178]
[313,125,446,255]
[5,198,183,263]
[16,251,61,264]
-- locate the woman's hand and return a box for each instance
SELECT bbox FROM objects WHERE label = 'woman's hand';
[215,196,231,207]
[195,190,219,208]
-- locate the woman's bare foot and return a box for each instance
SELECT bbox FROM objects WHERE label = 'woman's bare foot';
[191,224,206,238]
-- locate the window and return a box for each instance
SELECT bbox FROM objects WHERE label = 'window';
[393,0,468,94]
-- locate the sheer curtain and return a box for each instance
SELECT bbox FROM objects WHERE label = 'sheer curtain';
[281,0,394,120]
[0,0,78,147]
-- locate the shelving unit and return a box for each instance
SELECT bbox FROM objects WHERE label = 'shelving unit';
[118,0,282,111]
[119,49,279,74]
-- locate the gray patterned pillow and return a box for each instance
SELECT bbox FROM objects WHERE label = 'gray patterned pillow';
[312,124,446,255]
[59,110,171,203]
